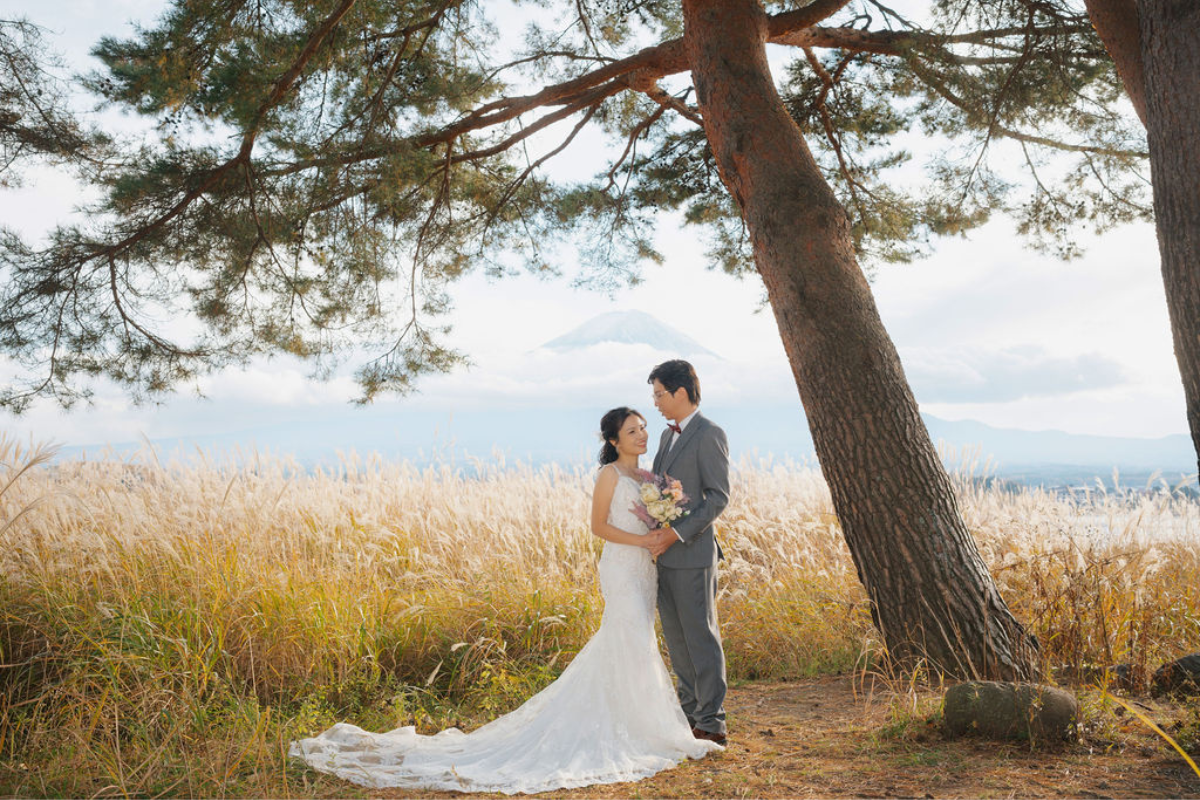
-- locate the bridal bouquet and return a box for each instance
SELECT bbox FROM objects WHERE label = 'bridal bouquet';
[630,469,690,529]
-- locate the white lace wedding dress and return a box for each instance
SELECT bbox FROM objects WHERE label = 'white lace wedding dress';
[288,468,721,793]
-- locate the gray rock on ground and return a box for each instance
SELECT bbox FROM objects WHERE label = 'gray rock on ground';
[943,681,1079,742]
[1152,654,1200,697]
[1058,663,1141,692]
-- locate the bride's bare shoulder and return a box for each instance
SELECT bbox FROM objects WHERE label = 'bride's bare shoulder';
[594,462,620,486]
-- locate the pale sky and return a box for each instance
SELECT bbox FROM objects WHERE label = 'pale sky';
[0,1,1183,448]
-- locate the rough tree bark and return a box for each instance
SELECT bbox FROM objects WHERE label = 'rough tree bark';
[680,0,1041,680]
[1087,0,1200,476]
[1141,1,1200,477]
[1084,0,1147,124]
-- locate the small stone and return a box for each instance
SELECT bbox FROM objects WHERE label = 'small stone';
[1152,654,1200,697]
[943,681,1079,742]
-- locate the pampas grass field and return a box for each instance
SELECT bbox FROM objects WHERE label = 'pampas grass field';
[1,434,1199,796]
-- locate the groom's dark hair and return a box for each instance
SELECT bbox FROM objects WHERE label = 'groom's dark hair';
[648,360,701,404]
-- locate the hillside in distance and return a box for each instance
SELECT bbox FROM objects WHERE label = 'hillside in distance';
[46,309,1196,489]
[58,406,1195,490]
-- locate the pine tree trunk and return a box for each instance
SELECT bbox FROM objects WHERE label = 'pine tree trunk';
[1138,0,1200,477]
[1084,0,1147,124]
[680,0,1040,680]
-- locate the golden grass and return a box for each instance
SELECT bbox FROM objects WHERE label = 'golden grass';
[1,435,1198,796]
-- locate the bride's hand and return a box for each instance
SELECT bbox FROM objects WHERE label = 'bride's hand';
[645,529,674,558]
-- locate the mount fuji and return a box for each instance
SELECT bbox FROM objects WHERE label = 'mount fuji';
[540,310,718,357]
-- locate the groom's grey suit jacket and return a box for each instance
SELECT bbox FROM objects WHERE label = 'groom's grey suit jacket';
[652,412,730,569]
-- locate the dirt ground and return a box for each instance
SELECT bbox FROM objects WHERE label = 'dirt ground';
[323,676,1200,799]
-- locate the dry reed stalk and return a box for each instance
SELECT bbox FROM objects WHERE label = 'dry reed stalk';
[0,437,1198,795]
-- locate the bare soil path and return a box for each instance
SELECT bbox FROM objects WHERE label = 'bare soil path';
[308,677,1200,799]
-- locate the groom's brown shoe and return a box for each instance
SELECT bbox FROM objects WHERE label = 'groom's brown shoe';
[692,727,727,746]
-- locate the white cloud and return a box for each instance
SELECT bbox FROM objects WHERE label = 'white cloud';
[398,342,775,411]
[921,382,1188,440]
[903,345,1127,404]
[195,362,358,406]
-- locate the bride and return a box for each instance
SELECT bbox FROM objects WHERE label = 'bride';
[288,406,722,793]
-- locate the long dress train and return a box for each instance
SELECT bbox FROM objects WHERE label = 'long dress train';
[287,468,721,793]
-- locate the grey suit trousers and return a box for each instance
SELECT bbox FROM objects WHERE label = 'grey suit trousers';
[657,560,726,734]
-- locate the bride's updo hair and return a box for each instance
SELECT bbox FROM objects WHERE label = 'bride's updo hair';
[598,407,645,466]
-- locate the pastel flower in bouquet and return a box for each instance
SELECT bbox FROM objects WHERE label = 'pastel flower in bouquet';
[630,469,690,530]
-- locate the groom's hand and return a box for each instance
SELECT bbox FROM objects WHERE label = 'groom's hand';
[647,528,675,558]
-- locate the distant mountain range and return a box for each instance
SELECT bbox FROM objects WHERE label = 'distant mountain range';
[57,407,1195,490]
[723,409,1195,489]
[46,309,1197,490]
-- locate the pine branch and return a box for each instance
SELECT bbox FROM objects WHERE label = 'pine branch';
[910,59,1148,158]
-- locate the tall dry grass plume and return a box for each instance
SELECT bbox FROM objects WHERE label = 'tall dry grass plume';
[1,436,1197,795]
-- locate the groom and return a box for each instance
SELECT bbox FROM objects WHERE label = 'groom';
[643,359,730,746]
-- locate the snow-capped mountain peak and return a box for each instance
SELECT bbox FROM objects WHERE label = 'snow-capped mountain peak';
[540,310,718,357]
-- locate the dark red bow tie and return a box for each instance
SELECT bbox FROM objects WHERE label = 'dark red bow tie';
[668,423,682,435]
